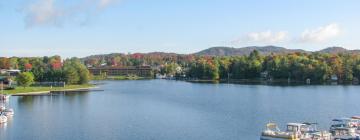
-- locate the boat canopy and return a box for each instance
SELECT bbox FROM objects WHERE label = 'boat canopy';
[302,122,318,125]
[332,118,354,122]
[287,123,307,126]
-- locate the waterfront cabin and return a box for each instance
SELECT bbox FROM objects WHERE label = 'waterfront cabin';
[331,74,338,81]
[260,71,269,79]
[155,73,166,79]
[6,69,21,76]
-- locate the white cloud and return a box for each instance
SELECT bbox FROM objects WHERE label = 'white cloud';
[99,0,117,8]
[25,0,63,27]
[23,0,119,28]
[299,23,341,43]
[232,30,288,44]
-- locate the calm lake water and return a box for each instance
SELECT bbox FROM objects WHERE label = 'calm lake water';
[1,80,360,140]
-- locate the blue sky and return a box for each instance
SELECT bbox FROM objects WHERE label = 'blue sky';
[1,0,360,57]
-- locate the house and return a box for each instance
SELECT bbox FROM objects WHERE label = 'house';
[176,66,182,73]
[7,69,21,76]
[260,71,269,79]
[331,74,338,81]
[155,73,166,79]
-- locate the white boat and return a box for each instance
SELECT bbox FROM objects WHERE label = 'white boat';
[330,118,360,139]
[330,127,360,139]
[260,122,331,140]
[2,108,14,116]
[0,114,7,123]
[0,94,10,100]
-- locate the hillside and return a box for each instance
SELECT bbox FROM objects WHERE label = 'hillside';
[194,46,307,56]
[194,46,360,56]
[81,46,360,62]
[317,47,360,54]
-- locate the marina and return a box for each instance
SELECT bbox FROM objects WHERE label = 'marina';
[0,95,14,125]
[260,117,360,140]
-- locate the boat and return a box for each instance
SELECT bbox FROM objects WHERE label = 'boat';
[260,122,331,140]
[0,94,10,100]
[1,108,14,116]
[330,127,360,139]
[330,118,360,139]
[0,114,7,123]
[330,118,360,131]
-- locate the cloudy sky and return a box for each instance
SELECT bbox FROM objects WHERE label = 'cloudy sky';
[1,0,360,57]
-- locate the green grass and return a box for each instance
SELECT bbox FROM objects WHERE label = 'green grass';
[3,84,94,95]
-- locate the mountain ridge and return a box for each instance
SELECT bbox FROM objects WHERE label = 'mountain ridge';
[82,46,360,59]
[194,46,360,56]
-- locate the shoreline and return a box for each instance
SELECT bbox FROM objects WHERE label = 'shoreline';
[5,85,99,96]
[183,79,359,85]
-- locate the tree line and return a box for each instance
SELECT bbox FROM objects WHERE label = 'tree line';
[0,56,90,85]
[80,50,360,82]
[3,50,360,84]
[187,51,360,82]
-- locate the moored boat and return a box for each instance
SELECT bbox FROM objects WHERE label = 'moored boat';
[260,122,331,140]
[0,114,7,123]
[0,94,10,101]
[330,118,360,139]
[2,108,14,116]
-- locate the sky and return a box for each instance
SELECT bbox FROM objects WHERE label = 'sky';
[1,0,360,58]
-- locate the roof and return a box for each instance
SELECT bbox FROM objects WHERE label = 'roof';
[7,69,21,72]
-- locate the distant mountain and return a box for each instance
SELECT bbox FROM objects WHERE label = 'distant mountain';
[194,46,308,56]
[317,47,360,54]
[82,46,360,61]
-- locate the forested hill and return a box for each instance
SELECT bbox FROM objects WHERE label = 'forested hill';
[80,46,360,66]
[194,46,307,56]
[82,46,359,61]
[316,47,360,54]
[194,46,360,56]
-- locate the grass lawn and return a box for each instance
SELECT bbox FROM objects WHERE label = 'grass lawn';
[3,84,94,95]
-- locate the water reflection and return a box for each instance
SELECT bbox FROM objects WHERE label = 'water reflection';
[17,91,90,105]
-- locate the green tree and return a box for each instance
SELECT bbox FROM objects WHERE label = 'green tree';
[16,72,35,88]
[64,66,79,84]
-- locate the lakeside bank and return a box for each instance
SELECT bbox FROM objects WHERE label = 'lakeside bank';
[3,84,97,95]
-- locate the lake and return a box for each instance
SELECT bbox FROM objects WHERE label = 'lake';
[1,80,360,140]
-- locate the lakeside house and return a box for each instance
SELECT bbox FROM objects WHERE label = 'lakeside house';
[88,66,152,77]
[331,74,338,81]
[6,69,21,76]
[0,69,21,77]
